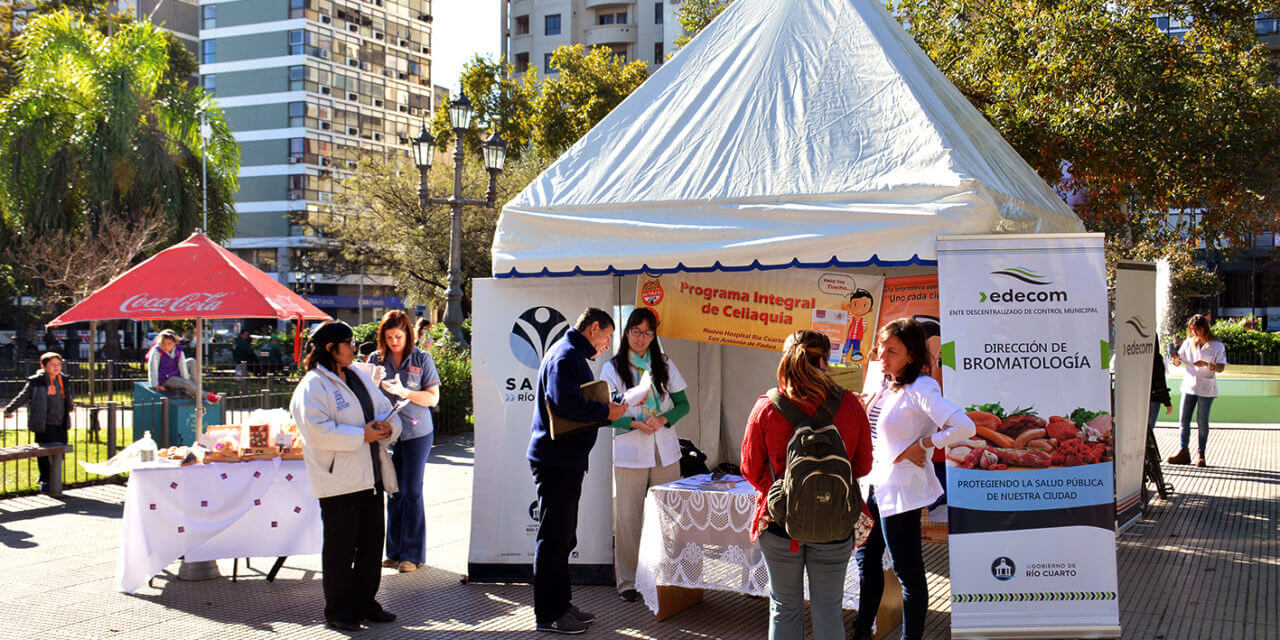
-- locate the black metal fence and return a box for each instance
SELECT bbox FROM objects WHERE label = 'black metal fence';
[0,356,472,496]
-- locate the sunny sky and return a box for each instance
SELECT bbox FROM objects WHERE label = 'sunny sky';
[431,0,502,95]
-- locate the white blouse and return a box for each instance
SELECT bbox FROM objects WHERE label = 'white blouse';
[600,355,687,469]
[864,376,975,517]
[1177,339,1227,397]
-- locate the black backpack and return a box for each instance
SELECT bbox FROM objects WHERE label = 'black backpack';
[765,387,860,543]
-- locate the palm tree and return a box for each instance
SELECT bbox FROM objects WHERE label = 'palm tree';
[0,9,239,242]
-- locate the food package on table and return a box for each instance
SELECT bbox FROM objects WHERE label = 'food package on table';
[278,446,304,460]
[246,408,295,447]
[241,446,278,461]
[247,423,270,449]
[199,424,244,462]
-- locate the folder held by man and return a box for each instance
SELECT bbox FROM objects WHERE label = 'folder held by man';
[547,379,611,439]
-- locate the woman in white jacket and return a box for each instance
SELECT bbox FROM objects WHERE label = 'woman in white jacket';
[851,318,975,640]
[290,321,402,633]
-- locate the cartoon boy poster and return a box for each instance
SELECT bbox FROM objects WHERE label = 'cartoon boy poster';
[840,288,876,364]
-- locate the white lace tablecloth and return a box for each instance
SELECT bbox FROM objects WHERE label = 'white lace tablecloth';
[116,459,321,593]
[635,474,876,614]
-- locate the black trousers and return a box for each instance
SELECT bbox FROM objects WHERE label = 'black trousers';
[318,488,386,623]
[34,427,67,485]
[530,461,585,624]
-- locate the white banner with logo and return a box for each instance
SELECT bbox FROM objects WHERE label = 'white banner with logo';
[938,234,1120,638]
[1113,261,1158,531]
[469,276,618,583]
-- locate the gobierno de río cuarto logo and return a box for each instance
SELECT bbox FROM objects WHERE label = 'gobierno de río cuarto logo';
[980,267,1068,303]
[510,306,569,370]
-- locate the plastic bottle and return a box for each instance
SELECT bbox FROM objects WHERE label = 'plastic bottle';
[138,430,158,462]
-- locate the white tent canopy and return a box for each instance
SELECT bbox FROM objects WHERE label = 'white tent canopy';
[493,0,1083,278]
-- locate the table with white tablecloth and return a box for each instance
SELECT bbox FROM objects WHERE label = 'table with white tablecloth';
[116,459,321,593]
[635,474,900,631]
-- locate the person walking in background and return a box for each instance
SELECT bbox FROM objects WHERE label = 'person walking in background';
[4,352,73,492]
[741,330,872,640]
[368,310,440,574]
[147,329,220,403]
[290,321,402,632]
[1166,314,1227,468]
[852,318,976,640]
[415,318,433,348]
[527,308,627,635]
[600,307,690,603]
[233,329,258,376]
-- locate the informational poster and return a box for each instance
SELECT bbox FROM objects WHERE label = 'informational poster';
[636,269,882,362]
[938,234,1121,639]
[1113,261,1158,530]
[869,275,942,388]
[468,277,617,585]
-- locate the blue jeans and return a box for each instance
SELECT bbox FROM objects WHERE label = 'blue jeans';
[854,488,927,640]
[758,529,853,640]
[1179,394,1214,454]
[385,432,433,564]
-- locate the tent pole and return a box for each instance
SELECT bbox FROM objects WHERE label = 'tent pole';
[196,317,204,439]
[88,320,98,407]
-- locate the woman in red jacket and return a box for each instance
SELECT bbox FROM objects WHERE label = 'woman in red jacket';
[741,330,873,640]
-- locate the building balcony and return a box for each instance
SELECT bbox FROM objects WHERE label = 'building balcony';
[585,0,634,9]
[584,24,637,47]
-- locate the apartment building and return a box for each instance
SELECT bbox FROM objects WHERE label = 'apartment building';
[197,0,436,323]
[501,0,680,76]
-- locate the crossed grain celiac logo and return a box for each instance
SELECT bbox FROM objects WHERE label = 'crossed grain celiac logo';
[509,306,569,369]
[1124,315,1151,338]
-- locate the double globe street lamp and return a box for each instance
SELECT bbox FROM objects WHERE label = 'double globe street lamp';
[411,93,507,348]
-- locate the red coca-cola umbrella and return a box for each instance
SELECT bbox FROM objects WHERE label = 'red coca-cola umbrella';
[47,232,331,434]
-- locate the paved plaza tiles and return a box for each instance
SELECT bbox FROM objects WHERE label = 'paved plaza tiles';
[0,425,1274,639]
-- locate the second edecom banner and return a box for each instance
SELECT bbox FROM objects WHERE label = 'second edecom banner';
[636,270,883,362]
[938,234,1120,638]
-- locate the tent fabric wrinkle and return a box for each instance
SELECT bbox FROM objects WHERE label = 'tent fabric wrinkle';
[492,0,1084,277]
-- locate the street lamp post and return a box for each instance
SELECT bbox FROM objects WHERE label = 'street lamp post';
[411,93,507,347]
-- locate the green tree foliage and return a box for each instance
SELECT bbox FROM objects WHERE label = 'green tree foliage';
[308,151,550,311]
[432,45,649,160]
[674,0,731,48]
[893,0,1280,256]
[0,10,239,243]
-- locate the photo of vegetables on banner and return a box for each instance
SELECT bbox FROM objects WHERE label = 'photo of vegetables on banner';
[938,234,1120,639]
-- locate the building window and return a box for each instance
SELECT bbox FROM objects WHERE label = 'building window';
[545,13,561,35]
[202,74,216,92]
[544,52,554,73]
[514,14,529,35]
[289,0,305,19]
[514,52,529,74]
[289,65,305,91]
[655,3,663,24]
[201,39,216,64]
[289,102,306,127]
[654,42,663,64]
[289,29,305,55]
[599,11,626,25]
[202,4,216,29]
[288,138,305,163]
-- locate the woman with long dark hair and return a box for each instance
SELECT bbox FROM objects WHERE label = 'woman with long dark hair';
[368,310,441,573]
[600,307,690,602]
[1166,314,1227,467]
[289,321,401,632]
[851,318,975,640]
[741,330,872,640]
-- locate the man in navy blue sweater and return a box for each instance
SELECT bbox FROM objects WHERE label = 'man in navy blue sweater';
[528,307,627,634]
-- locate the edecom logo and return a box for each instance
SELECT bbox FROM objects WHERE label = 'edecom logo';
[510,306,569,369]
[980,268,1068,303]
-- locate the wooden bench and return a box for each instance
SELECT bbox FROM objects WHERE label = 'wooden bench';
[0,443,74,497]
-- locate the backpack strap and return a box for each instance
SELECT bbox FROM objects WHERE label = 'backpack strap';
[764,386,846,480]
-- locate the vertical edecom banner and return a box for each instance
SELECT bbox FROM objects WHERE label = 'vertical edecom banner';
[938,235,1121,638]
[469,277,617,584]
[1113,262,1158,530]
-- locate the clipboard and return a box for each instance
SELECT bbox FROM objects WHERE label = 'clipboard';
[376,397,414,423]
[547,379,610,439]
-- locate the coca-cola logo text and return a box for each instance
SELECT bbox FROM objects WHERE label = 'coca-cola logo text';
[119,292,231,314]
